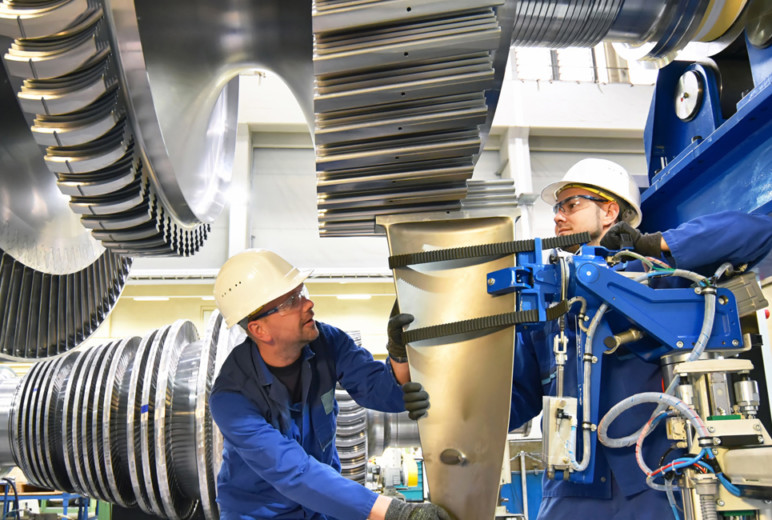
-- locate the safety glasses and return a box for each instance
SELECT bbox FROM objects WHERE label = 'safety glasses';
[552,194,610,215]
[251,285,309,320]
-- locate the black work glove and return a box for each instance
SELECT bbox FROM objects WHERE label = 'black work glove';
[387,301,414,362]
[402,382,430,420]
[384,499,452,520]
[600,222,663,257]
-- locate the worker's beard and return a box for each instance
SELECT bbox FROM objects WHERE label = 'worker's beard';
[565,217,605,253]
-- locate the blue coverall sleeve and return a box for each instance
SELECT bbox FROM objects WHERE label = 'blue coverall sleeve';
[210,391,378,520]
[662,211,772,273]
[331,328,406,413]
[510,329,546,431]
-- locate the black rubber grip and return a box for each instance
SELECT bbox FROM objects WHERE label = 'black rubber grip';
[388,232,590,269]
[404,300,569,343]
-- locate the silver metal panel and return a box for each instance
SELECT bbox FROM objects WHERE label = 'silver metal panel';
[139,325,169,517]
[20,361,46,486]
[91,343,119,502]
[195,311,226,520]
[126,328,159,513]
[62,347,90,495]
[78,344,109,496]
[154,320,198,520]
[0,0,89,40]
[0,369,20,471]
[33,357,59,489]
[103,336,140,507]
[50,351,78,491]
[379,210,518,520]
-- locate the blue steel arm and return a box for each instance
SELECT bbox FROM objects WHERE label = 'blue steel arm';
[571,254,743,362]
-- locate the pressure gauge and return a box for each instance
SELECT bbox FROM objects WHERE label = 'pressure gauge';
[674,70,704,122]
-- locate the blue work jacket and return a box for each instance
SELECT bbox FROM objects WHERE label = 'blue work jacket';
[510,211,772,517]
[210,321,406,520]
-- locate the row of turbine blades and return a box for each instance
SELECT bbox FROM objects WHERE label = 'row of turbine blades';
[312,0,518,236]
[0,248,131,360]
[0,0,210,257]
[6,311,241,519]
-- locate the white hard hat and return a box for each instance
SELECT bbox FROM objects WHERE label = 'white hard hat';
[540,158,642,227]
[214,249,310,328]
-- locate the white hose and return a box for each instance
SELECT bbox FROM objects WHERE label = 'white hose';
[567,302,607,471]
[598,269,716,448]
[598,392,709,452]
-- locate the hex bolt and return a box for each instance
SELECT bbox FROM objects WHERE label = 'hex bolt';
[676,341,684,348]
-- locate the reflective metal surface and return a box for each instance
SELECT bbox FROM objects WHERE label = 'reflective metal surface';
[509,0,747,65]
[0,54,103,273]
[0,246,131,360]
[0,41,131,360]
[0,366,18,474]
[379,209,519,520]
[313,1,518,236]
[0,0,317,257]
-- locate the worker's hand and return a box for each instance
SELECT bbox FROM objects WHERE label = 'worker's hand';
[600,222,663,257]
[402,382,430,420]
[387,301,414,363]
[384,499,453,520]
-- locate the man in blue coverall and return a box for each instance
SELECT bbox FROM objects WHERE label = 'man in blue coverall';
[210,249,451,520]
[510,158,772,519]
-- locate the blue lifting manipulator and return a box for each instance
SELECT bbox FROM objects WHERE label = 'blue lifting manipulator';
[486,237,746,485]
[391,229,770,516]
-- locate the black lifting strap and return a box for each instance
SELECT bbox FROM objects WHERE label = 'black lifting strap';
[388,232,591,269]
[404,300,570,343]
[390,231,589,343]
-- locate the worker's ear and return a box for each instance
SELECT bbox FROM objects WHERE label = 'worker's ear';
[601,200,621,226]
[246,320,271,342]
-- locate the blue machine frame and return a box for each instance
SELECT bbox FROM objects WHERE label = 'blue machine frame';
[488,245,743,484]
[640,36,772,279]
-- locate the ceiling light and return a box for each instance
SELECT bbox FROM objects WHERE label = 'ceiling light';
[131,296,170,302]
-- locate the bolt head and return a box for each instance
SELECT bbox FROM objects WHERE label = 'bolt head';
[676,341,684,348]
[487,278,495,286]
